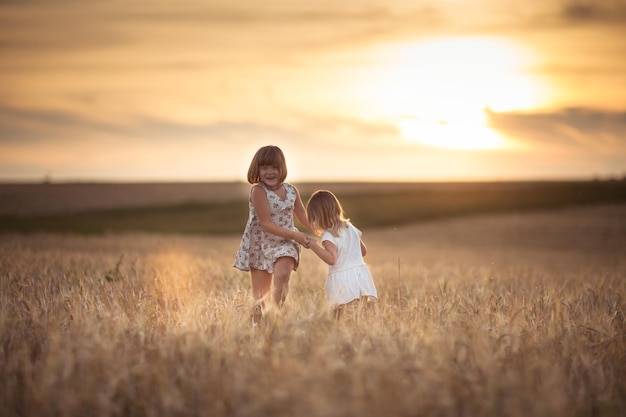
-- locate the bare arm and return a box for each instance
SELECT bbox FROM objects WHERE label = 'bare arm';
[360,240,367,257]
[308,238,337,266]
[250,185,309,246]
[293,187,313,233]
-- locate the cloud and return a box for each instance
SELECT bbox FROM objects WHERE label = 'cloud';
[0,105,136,143]
[0,1,440,55]
[487,107,626,154]
[1,1,625,181]
[0,104,288,144]
[0,100,395,150]
[0,106,295,181]
[560,1,626,24]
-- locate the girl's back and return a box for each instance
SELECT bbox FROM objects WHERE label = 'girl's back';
[322,223,365,273]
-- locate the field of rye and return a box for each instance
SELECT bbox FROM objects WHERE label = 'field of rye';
[1,203,625,417]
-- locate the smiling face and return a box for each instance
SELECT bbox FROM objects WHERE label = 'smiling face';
[259,165,281,188]
[246,145,288,184]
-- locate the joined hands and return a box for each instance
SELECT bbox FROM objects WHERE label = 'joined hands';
[301,235,315,249]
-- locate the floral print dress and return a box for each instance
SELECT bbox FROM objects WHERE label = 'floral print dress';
[233,182,301,273]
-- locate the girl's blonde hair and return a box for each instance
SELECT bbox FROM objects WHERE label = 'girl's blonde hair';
[306,190,349,237]
[247,145,287,184]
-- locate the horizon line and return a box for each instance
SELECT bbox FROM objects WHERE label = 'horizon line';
[1,175,625,185]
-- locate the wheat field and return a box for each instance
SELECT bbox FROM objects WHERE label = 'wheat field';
[1,204,625,417]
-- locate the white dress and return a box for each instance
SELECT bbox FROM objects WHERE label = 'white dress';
[322,223,378,305]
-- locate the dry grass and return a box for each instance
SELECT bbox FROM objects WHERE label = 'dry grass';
[1,204,625,417]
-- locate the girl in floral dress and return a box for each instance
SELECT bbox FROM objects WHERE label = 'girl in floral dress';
[234,145,312,323]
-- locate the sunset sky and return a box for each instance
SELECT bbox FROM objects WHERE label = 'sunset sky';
[1,0,625,182]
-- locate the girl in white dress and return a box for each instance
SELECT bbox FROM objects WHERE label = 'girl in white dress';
[234,146,312,323]
[305,190,377,317]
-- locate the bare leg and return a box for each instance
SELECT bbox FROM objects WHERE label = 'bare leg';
[334,297,376,321]
[250,268,272,301]
[333,304,344,320]
[250,268,272,324]
[272,257,295,307]
[363,296,378,310]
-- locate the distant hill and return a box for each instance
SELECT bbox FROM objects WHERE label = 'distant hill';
[1,180,625,235]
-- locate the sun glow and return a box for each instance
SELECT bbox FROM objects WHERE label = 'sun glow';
[397,110,505,150]
[351,37,546,150]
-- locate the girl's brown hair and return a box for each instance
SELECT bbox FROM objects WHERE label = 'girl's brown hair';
[306,190,349,237]
[247,145,288,184]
